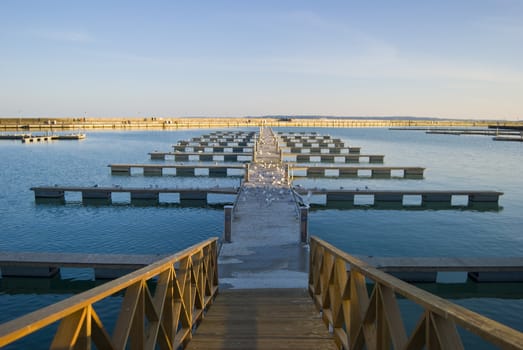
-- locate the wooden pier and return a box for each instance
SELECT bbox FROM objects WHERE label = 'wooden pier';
[31,186,238,203]
[0,251,162,279]
[290,165,425,178]
[0,133,85,142]
[280,146,361,154]
[178,140,255,147]
[494,136,523,142]
[426,129,521,136]
[282,152,385,163]
[219,126,307,290]
[0,133,31,139]
[359,256,523,282]
[149,151,253,162]
[295,189,503,205]
[172,145,253,153]
[187,289,337,350]
[109,163,245,177]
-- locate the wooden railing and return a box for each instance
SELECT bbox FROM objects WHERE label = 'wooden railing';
[309,236,523,350]
[0,238,219,349]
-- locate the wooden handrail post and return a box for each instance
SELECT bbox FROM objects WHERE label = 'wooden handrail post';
[245,163,250,182]
[224,205,233,243]
[300,206,309,243]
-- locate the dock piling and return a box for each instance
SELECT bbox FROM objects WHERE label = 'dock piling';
[300,206,309,243]
[224,205,233,243]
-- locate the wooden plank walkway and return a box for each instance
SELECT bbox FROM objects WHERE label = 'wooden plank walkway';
[193,127,334,347]
[219,126,307,289]
[172,145,253,152]
[188,289,337,350]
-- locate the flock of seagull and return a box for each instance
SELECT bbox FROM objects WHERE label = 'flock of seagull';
[239,128,296,209]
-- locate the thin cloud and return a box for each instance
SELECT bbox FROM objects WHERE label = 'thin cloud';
[34,29,94,43]
[265,55,523,83]
[474,15,523,38]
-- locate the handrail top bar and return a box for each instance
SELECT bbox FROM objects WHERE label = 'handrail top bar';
[0,237,218,346]
[310,236,523,348]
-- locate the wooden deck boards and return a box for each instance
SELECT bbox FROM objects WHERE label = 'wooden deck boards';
[188,289,337,350]
[218,127,307,289]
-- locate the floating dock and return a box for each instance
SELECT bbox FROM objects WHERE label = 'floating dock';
[172,145,253,153]
[16,133,86,143]
[0,251,162,279]
[108,163,245,176]
[280,146,361,154]
[0,133,31,140]
[360,256,523,282]
[282,152,385,163]
[149,151,253,162]
[289,165,424,178]
[30,186,238,204]
[295,189,503,205]
[493,136,523,142]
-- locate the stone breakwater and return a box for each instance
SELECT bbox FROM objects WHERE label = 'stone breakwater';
[1,117,522,131]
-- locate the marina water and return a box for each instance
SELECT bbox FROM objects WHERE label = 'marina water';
[1,127,522,348]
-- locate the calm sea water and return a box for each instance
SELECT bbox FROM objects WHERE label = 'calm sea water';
[1,127,522,348]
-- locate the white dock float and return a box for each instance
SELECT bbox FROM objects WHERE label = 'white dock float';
[31,186,238,204]
[108,163,245,177]
[295,189,503,205]
[149,152,253,162]
[289,166,425,178]
[283,153,385,163]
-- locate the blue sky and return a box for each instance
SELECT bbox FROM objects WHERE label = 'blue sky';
[1,1,522,119]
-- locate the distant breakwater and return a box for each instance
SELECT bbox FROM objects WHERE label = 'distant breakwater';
[1,117,522,131]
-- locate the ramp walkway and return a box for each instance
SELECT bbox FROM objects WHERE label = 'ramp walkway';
[219,126,307,289]
[188,289,337,349]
